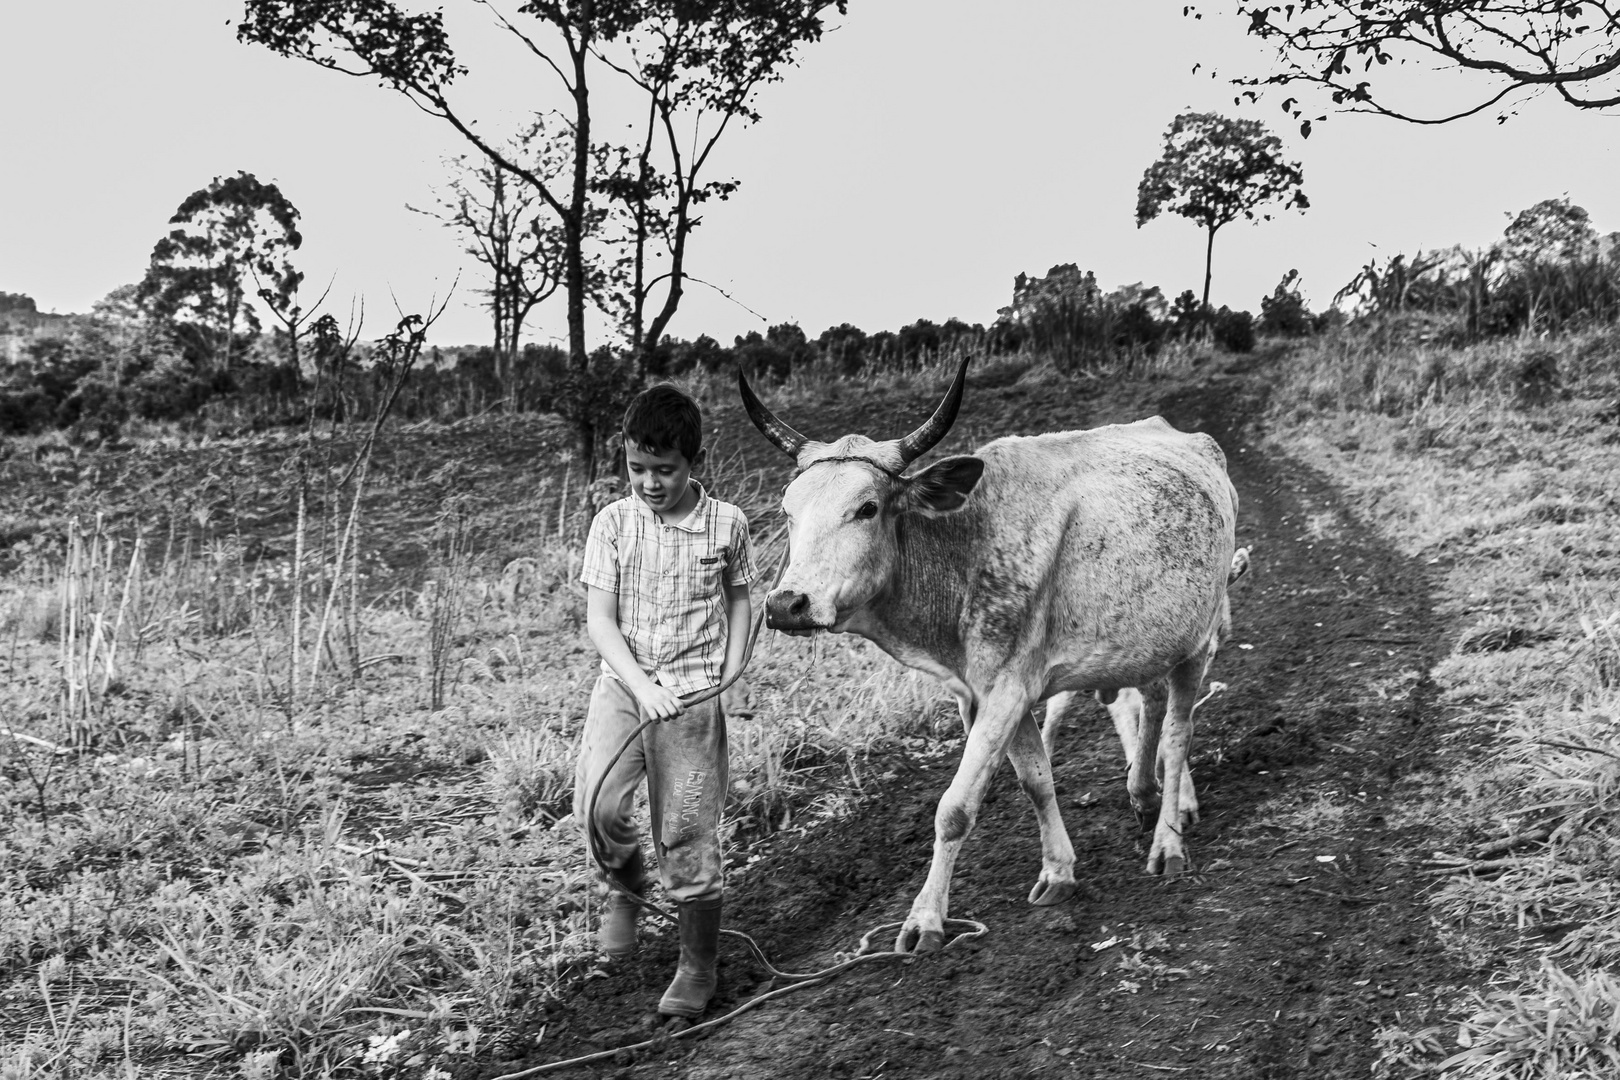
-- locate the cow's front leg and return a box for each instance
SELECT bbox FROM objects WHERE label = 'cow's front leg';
[1146,655,1204,876]
[1005,708,1078,906]
[897,683,1029,953]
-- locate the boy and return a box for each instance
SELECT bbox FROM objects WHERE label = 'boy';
[574,383,754,1019]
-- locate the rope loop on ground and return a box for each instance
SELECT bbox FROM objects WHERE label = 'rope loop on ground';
[485,919,989,1080]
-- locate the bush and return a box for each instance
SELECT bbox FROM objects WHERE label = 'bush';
[1259,270,1315,337]
[1212,307,1255,353]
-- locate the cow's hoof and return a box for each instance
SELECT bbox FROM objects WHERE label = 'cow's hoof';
[1027,878,1077,906]
[895,924,945,954]
[1145,849,1187,876]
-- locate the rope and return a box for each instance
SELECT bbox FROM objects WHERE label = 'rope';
[486,919,989,1080]
[492,540,992,1077]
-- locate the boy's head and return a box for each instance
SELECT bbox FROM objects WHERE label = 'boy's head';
[621,384,705,514]
[622,384,703,464]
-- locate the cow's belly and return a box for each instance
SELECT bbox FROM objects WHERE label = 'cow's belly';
[1039,621,1211,695]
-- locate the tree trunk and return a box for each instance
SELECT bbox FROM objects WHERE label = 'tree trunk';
[1201,224,1218,316]
[566,11,594,484]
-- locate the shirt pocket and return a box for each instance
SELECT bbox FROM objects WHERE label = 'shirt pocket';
[688,551,726,606]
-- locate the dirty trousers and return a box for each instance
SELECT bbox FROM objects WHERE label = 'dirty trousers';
[573,674,728,903]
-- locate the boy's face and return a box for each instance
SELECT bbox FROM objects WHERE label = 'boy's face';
[625,441,702,515]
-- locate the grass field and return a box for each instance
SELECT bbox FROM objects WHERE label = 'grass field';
[3,333,1619,1078]
[1264,326,1620,1078]
[0,375,964,1078]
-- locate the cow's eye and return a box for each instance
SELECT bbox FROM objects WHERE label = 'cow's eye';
[855,501,879,520]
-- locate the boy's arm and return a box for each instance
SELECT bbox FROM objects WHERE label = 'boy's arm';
[586,585,686,721]
[719,579,755,718]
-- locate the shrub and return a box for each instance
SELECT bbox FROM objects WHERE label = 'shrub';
[1212,307,1255,353]
[1258,270,1315,337]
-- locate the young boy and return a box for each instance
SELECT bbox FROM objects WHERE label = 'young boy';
[574,383,754,1019]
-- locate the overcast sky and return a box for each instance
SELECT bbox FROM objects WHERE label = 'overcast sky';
[4,2,1618,348]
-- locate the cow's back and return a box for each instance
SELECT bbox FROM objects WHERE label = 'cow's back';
[949,416,1237,689]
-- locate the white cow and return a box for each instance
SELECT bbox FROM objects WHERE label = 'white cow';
[742,357,1239,952]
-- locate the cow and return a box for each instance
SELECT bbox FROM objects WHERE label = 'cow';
[740,356,1239,953]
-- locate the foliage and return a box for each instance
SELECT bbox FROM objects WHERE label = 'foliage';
[239,0,846,477]
[1502,197,1601,266]
[413,123,569,407]
[1258,269,1316,336]
[995,265,1175,370]
[136,172,303,369]
[1223,1,1620,128]
[1211,305,1256,353]
[1333,199,1620,338]
[1136,112,1308,311]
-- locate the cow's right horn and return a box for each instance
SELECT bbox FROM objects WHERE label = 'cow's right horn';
[895,354,971,465]
[739,365,808,459]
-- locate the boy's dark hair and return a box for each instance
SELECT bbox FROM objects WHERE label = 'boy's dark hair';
[622,383,703,462]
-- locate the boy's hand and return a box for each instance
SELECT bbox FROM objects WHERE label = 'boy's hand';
[636,682,686,722]
[721,679,756,720]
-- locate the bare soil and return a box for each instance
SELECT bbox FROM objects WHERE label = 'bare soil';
[496,359,1472,1080]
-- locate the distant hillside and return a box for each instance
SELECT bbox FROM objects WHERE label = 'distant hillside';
[0,292,75,362]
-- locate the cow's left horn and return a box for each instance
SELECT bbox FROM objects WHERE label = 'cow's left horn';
[895,354,972,465]
[739,365,808,459]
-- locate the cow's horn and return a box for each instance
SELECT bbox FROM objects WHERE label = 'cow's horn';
[895,354,972,465]
[739,365,808,459]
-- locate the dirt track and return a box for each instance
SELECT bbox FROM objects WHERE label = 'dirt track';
[489,360,1468,1080]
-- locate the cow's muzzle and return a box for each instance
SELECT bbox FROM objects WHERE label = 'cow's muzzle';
[765,589,825,633]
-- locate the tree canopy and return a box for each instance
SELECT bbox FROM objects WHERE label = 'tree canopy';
[1214,2,1620,127]
[238,0,844,478]
[137,171,303,367]
[1136,112,1308,311]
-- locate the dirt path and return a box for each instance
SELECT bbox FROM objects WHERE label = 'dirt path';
[500,363,1469,1080]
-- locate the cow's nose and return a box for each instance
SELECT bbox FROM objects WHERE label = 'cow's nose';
[765,589,818,630]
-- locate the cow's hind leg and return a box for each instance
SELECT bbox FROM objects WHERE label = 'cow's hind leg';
[1006,708,1078,906]
[1112,687,1198,826]
[1146,654,1205,876]
[1125,682,1167,820]
[898,679,1039,954]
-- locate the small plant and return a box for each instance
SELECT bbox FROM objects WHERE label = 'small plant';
[487,727,573,824]
[1441,963,1620,1079]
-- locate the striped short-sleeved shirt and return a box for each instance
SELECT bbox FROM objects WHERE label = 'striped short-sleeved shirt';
[580,482,755,696]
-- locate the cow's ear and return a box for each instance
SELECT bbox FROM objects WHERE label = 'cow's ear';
[899,455,985,515]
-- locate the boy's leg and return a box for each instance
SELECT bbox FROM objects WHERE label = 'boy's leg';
[645,697,729,1017]
[644,695,729,902]
[573,675,649,958]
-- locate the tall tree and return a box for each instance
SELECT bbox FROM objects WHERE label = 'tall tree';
[137,171,303,368]
[1502,196,1600,265]
[1214,2,1620,127]
[593,1,840,369]
[237,0,844,478]
[1136,112,1308,314]
[412,126,568,406]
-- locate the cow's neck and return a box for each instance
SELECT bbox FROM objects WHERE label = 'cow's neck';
[849,511,973,677]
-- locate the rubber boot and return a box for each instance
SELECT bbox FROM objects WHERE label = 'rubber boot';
[657,897,723,1018]
[597,849,646,961]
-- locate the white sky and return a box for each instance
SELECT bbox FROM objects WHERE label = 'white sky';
[4,2,1619,348]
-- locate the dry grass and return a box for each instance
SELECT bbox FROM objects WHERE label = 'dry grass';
[0,393,973,1078]
[1266,326,1620,1079]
